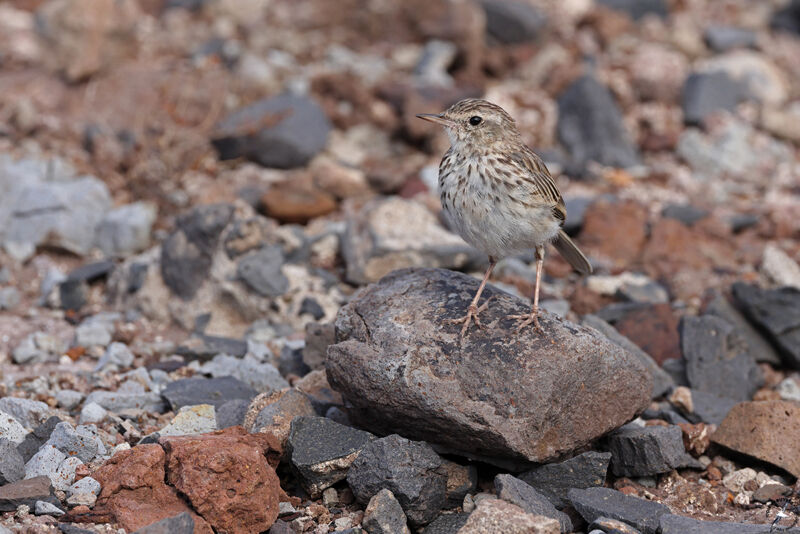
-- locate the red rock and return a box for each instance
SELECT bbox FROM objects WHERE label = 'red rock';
[712,401,800,477]
[580,199,648,271]
[160,427,282,534]
[92,444,211,534]
[677,423,712,456]
[612,303,681,365]
[261,177,337,224]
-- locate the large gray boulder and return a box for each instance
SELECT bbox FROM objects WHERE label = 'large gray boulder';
[326,268,652,464]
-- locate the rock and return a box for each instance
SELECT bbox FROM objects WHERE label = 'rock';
[604,425,688,477]
[132,512,195,534]
[84,391,166,413]
[494,474,572,533]
[177,335,248,360]
[425,513,470,534]
[582,315,673,399]
[160,203,234,300]
[160,427,282,534]
[303,324,335,371]
[704,26,757,52]
[55,390,83,411]
[0,287,19,310]
[245,389,316,446]
[580,199,647,271]
[66,488,97,507]
[697,51,788,105]
[589,517,642,534]
[777,378,800,402]
[441,460,477,509]
[92,444,211,533]
[659,514,800,534]
[771,0,800,35]
[556,74,639,175]
[16,416,61,462]
[680,316,762,401]
[327,268,652,463]
[74,313,118,348]
[568,487,670,534]
[199,355,289,394]
[347,434,447,527]
[671,388,738,425]
[762,243,800,289]
[294,369,342,415]
[159,405,217,437]
[752,483,792,503]
[237,246,289,298]
[13,332,66,364]
[95,342,135,372]
[519,451,611,510]
[456,498,559,534]
[609,303,681,366]
[0,411,27,444]
[596,0,668,19]
[731,283,800,369]
[0,476,56,512]
[162,376,257,411]
[288,416,374,498]
[212,93,331,169]
[278,340,310,379]
[705,293,782,365]
[342,197,476,285]
[67,476,101,498]
[24,444,66,481]
[0,398,54,431]
[682,72,746,125]
[95,202,157,258]
[480,0,547,44]
[415,40,458,86]
[363,489,411,534]
[661,204,709,226]
[215,399,249,429]
[712,400,800,477]
[35,0,140,81]
[46,422,101,463]
[79,402,108,424]
[35,500,64,516]
[0,438,25,484]
[260,179,338,224]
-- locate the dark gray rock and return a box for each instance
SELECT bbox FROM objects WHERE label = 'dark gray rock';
[279,342,311,379]
[519,451,611,509]
[604,424,686,477]
[132,512,195,534]
[346,434,447,527]
[176,334,248,360]
[0,438,25,484]
[83,391,166,414]
[303,322,335,370]
[674,389,738,425]
[703,26,757,52]
[660,514,800,534]
[288,416,374,498]
[0,476,56,512]
[362,489,410,534]
[661,358,688,388]
[596,0,668,19]
[161,203,234,300]
[66,261,115,283]
[299,297,325,320]
[494,474,572,533]
[680,315,763,401]
[557,75,639,176]
[661,204,708,226]
[212,93,331,169]
[327,268,652,464]
[582,315,673,399]
[640,404,689,425]
[480,0,547,44]
[161,376,257,410]
[705,293,781,365]
[422,513,469,534]
[771,0,800,35]
[215,399,249,429]
[729,213,760,233]
[731,283,800,369]
[58,525,96,534]
[682,72,747,126]
[568,487,670,534]
[59,279,87,312]
[17,416,62,463]
[237,246,289,297]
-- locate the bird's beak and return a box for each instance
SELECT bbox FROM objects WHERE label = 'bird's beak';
[416,113,454,128]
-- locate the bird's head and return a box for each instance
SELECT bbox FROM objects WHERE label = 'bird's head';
[416,98,521,152]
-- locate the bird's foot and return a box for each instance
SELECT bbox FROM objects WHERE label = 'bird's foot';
[445,298,493,337]
[507,310,545,335]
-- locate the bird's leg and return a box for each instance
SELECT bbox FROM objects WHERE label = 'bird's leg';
[508,245,545,334]
[445,257,497,337]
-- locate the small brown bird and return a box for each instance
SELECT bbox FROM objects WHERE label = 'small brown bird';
[417,99,592,336]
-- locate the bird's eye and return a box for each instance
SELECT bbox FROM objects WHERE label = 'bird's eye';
[469,116,482,126]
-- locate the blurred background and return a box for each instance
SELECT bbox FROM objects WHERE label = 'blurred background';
[0,0,798,367]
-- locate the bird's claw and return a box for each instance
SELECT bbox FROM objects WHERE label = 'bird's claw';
[445,298,493,337]
[507,311,545,335]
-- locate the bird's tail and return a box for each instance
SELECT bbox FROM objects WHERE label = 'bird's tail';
[552,230,592,274]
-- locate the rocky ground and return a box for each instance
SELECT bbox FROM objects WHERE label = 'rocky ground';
[0,0,799,533]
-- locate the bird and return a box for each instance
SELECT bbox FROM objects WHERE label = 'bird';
[417,99,592,336]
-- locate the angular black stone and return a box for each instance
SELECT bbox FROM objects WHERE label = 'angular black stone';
[604,424,686,477]
[161,376,257,410]
[568,487,670,534]
[494,474,572,532]
[480,0,547,44]
[519,451,611,509]
[705,293,781,365]
[288,416,374,498]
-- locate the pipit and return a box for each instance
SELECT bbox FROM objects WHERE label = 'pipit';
[417,99,592,336]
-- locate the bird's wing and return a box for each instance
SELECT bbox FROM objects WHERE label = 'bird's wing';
[509,148,566,225]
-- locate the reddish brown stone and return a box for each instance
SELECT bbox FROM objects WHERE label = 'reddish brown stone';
[712,401,800,477]
[612,303,681,365]
[677,423,711,456]
[580,199,648,271]
[260,177,337,224]
[92,444,211,534]
[160,427,282,534]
